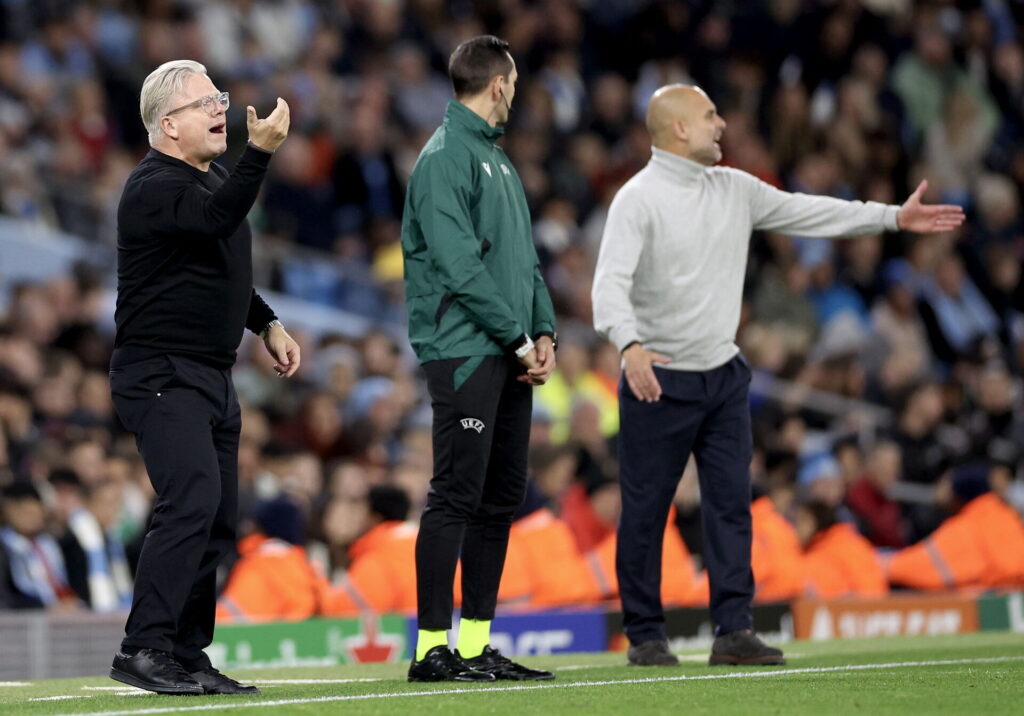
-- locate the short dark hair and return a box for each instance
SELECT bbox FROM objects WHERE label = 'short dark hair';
[799,499,838,534]
[368,485,411,523]
[1,481,42,503]
[448,35,513,98]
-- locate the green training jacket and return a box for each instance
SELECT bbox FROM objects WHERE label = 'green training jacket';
[401,99,556,363]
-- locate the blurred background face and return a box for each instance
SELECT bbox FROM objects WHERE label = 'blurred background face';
[589,482,620,526]
[321,494,368,546]
[910,385,945,426]
[867,443,901,491]
[2,498,46,537]
[88,481,124,530]
[794,505,817,547]
[806,475,844,506]
[977,369,1014,414]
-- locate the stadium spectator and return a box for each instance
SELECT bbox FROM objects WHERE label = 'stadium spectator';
[798,453,854,523]
[343,486,419,615]
[795,499,889,600]
[917,252,1001,364]
[57,476,133,613]
[846,440,908,549]
[586,505,701,610]
[502,506,602,608]
[886,463,1024,591]
[217,494,332,623]
[750,478,804,603]
[0,482,79,611]
[560,472,618,556]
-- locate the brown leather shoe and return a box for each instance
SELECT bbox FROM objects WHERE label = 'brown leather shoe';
[627,639,680,666]
[709,629,785,666]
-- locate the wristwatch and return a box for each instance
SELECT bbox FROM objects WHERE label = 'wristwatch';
[535,331,558,351]
[259,319,283,340]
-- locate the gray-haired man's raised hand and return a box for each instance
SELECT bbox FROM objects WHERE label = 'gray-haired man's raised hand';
[247,98,290,153]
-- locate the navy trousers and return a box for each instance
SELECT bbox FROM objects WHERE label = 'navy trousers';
[617,354,754,644]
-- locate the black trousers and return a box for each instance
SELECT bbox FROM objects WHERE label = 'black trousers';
[416,354,532,630]
[617,354,754,644]
[110,354,240,670]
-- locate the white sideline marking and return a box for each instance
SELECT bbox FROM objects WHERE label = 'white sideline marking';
[0,682,30,687]
[52,656,1024,716]
[29,696,92,702]
[83,686,137,691]
[82,678,383,690]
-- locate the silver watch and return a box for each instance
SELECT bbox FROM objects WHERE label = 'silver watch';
[259,319,282,339]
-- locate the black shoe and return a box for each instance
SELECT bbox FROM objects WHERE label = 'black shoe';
[459,646,555,681]
[709,629,785,666]
[110,649,205,695]
[408,646,495,682]
[627,639,680,666]
[189,667,261,695]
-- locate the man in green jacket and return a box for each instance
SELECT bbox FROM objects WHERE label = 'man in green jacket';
[402,34,557,683]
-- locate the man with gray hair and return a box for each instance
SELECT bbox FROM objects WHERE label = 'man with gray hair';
[593,84,964,667]
[108,60,296,695]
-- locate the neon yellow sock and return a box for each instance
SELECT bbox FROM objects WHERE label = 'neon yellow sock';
[415,629,448,661]
[456,618,491,659]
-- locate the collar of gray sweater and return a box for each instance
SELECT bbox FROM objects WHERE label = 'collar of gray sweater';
[649,146,707,184]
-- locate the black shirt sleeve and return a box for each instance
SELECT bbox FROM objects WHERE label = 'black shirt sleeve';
[246,289,278,335]
[139,144,273,239]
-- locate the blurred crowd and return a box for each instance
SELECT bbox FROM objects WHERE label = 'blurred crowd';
[4,0,1024,616]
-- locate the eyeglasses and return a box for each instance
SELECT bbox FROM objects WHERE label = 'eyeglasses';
[164,91,230,118]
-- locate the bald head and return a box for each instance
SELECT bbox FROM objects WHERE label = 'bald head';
[645,84,725,165]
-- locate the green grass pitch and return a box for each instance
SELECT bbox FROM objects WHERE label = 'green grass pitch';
[2,632,1023,715]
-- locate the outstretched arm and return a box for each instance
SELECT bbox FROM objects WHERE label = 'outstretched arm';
[745,171,963,238]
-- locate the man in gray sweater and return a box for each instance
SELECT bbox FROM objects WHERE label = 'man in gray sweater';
[592,85,964,667]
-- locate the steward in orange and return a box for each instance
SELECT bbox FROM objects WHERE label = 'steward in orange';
[886,464,1024,590]
[217,496,332,622]
[795,500,888,599]
[586,507,701,606]
[499,508,602,606]
[750,492,804,602]
[338,486,429,614]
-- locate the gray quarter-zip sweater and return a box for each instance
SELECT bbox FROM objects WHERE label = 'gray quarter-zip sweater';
[592,147,900,371]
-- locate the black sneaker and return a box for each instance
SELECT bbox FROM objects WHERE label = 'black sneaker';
[408,646,495,682]
[709,629,785,666]
[627,639,680,666]
[110,649,205,695]
[189,667,260,695]
[459,646,555,681]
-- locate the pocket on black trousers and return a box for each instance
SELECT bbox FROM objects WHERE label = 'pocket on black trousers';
[109,356,177,434]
